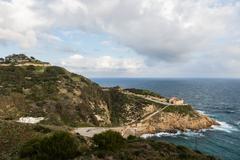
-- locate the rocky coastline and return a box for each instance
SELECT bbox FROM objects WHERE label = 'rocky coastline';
[121,112,218,137]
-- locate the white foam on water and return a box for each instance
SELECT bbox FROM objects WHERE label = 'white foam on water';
[141,109,238,138]
[196,110,206,115]
[211,121,238,133]
[196,110,213,117]
[141,121,238,139]
[197,110,238,133]
[236,121,240,126]
[17,117,45,124]
[182,130,204,137]
[141,130,204,138]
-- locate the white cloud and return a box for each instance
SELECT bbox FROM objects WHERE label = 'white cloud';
[42,0,240,62]
[101,40,111,46]
[0,0,240,77]
[61,54,145,76]
[0,0,51,48]
[1,0,240,57]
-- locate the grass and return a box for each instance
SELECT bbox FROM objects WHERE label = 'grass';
[163,105,196,116]
[124,88,163,98]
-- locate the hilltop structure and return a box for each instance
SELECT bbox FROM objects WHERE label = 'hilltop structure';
[169,97,185,105]
[0,54,50,66]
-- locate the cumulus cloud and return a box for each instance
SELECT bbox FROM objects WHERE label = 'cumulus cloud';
[0,0,240,77]
[0,0,51,48]
[61,54,145,76]
[41,0,240,62]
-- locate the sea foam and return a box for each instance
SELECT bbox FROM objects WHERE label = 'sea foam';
[197,110,238,133]
[212,121,238,133]
[236,121,240,126]
[141,130,204,138]
[141,116,238,139]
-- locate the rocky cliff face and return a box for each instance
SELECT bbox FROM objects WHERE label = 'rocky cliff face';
[0,54,217,132]
[122,112,217,136]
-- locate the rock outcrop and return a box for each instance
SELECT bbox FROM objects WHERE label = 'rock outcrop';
[122,112,217,136]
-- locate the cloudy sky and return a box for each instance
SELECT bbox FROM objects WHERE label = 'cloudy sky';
[0,0,240,78]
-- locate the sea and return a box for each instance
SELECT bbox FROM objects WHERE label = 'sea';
[92,78,240,160]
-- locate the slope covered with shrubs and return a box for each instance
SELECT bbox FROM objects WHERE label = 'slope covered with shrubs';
[0,64,165,127]
[19,132,80,160]
[18,130,218,160]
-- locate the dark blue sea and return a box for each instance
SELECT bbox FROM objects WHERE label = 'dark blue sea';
[92,78,240,160]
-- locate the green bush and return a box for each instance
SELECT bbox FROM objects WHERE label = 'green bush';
[93,130,126,151]
[124,88,162,98]
[164,105,195,116]
[19,132,80,160]
[127,135,140,142]
[33,125,52,134]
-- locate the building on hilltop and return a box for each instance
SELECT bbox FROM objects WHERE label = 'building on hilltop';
[169,97,184,105]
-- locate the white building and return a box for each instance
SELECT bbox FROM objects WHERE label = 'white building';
[169,97,184,105]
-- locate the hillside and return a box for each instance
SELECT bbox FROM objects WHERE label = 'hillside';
[0,121,217,160]
[0,54,217,129]
[0,64,161,127]
[0,54,219,159]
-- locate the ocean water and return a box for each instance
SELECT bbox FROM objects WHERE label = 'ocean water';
[92,78,240,160]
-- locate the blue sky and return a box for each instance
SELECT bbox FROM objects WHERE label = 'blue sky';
[0,0,240,78]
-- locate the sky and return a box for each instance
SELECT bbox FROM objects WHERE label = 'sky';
[0,0,240,78]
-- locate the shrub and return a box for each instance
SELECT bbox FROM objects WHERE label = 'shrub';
[127,135,140,142]
[93,130,126,151]
[124,88,162,98]
[33,125,52,134]
[163,105,195,116]
[19,131,80,160]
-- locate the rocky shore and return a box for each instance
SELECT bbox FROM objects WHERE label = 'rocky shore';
[121,112,218,137]
[73,111,218,138]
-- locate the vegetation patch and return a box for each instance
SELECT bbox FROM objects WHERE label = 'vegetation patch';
[163,105,196,116]
[19,131,80,160]
[0,121,217,160]
[124,88,163,98]
[93,130,126,151]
